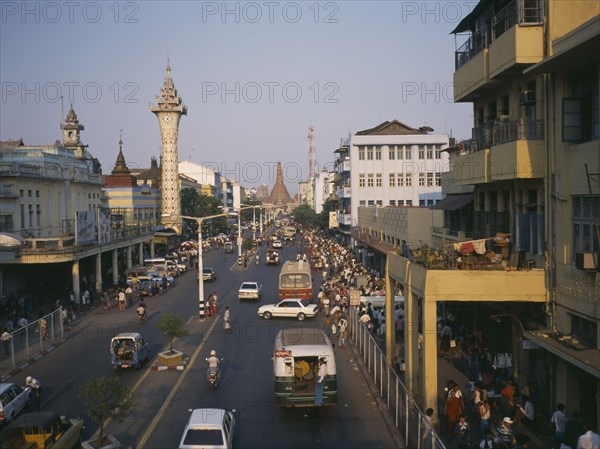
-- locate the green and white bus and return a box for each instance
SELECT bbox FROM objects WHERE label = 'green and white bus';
[273,327,337,407]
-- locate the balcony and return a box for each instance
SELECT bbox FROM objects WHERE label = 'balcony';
[453,0,543,102]
[388,253,546,303]
[0,184,18,197]
[432,226,473,243]
[339,213,352,226]
[452,119,545,185]
[338,186,351,198]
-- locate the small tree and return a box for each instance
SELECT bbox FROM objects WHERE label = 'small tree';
[157,312,189,353]
[79,376,135,447]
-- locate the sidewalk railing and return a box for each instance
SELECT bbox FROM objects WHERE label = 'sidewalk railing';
[0,309,64,378]
[348,308,446,449]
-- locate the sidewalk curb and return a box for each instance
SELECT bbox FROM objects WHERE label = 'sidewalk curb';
[348,341,405,449]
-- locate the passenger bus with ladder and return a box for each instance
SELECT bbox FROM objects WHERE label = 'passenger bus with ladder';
[278,261,312,301]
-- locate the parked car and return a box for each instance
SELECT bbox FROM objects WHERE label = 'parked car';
[0,411,84,449]
[111,332,150,370]
[179,408,235,449]
[257,298,318,321]
[237,282,262,300]
[147,271,174,286]
[0,383,34,425]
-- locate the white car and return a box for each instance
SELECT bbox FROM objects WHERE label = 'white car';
[272,240,283,248]
[147,271,175,286]
[0,383,34,424]
[179,408,235,449]
[238,282,261,300]
[257,298,318,321]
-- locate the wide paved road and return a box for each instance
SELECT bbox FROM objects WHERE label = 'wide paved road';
[7,239,398,448]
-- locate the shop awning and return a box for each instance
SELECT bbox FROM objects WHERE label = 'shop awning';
[524,330,600,378]
[430,194,473,211]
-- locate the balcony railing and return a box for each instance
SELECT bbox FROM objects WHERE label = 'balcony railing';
[455,0,543,69]
[0,184,18,197]
[492,119,544,146]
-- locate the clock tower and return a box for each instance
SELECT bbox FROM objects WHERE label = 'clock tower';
[61,105,86,158]
[150,64,187,234]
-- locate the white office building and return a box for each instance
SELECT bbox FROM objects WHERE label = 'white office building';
[349,120,451,221]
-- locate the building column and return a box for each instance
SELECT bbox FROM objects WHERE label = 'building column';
[422,297,438,418]
[385,257,395,364]
[139,242,144,266]
[150,239,155,258]
[404,262,419,402]
[126,245,132,270]
[95,251,102,293]
[112,249,119,286]
[72,259,80,304]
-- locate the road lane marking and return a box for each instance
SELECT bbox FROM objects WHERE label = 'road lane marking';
[136,315,220,448]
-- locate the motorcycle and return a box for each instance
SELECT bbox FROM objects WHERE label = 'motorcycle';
[206,357,223,389]
[136,306,147,322]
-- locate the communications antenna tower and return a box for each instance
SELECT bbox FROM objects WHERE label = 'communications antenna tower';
[308,124,317,180]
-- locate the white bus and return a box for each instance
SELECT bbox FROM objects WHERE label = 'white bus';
[273,327,337,407]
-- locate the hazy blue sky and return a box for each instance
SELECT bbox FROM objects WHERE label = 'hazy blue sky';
[1,1,475,194]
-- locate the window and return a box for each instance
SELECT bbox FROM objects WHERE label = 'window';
[28,204,33,227]
[435,146,442,159]
[28,190,32,197]
[367,147,373,160]
[20,204,25,228]
[398,200,404,206]
[419,173,425,186]
[376,174,382,187]
[389,174,396,187]
[427,199,434,206]
[572,195,600,258]
[419,199,426,206]
[359,174,365,188]
[398,173,404,187]
[0,215,13,232]
[389,147,395,160]
[571,314,597,347]
[35,190,39,198]
[389,200,396,206]
[426,146,433,159]
[435,173,442,186]
[359,147,365,160]
[359,200,366,206]
[367,174,374,187]
[398,146,404,159]
[405,174,412,186]
[418,146,425,159]
[375,147,381,160]
[562,65,599,143]
[36,205,41,227]
[20,189,24,197]
[406,146,413,159]
[427,173,433,187]
[367,200,375,206]
[406,200,413,206]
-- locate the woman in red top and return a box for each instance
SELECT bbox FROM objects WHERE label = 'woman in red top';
[445,383,464,437]
[500,378,516,415]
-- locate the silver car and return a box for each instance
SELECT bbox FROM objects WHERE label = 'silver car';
[0,383,34,424]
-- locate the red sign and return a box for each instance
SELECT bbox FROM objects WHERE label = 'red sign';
[275,350,292,358]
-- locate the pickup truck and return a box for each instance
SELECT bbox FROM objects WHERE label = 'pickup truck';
[111,332,150,370]
[0,411,84,449]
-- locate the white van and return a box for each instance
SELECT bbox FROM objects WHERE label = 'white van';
[360,295,404,310]
[273,327,337,407]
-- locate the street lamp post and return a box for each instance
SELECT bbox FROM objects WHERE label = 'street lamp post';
[182,211,228,319]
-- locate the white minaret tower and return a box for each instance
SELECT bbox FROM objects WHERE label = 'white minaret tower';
[308,124,317,180]
[150,64,187,234]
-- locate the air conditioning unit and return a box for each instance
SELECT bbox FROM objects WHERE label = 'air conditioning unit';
[499,115,510,123]
[575,252,599,271]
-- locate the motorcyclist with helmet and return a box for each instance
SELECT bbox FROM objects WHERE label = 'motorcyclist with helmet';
[206,349,221,385]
